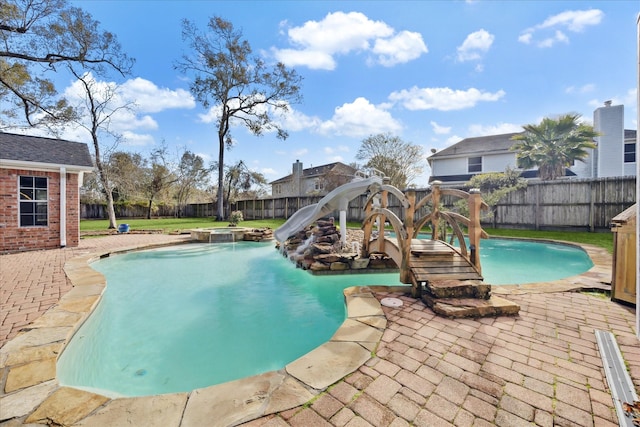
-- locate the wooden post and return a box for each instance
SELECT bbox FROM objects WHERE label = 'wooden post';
[431,181,441,241]
[468,188,482,274]
[402,190,416,287]
[362,196,373,258]
[377,187,388,254]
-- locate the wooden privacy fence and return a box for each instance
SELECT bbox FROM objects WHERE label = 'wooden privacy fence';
[490,176,636,231]
[234,176,636,232]
[81,176,635,231]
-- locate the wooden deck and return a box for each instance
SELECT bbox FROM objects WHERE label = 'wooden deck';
[409,239,483,282]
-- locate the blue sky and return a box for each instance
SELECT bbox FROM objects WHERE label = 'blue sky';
[50,1,639,186]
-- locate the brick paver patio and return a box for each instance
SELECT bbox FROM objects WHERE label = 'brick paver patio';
[1,234,638,426]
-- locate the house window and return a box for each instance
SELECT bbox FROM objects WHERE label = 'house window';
[19,176,48,227]
[468,157,482,173]
[624,142,636,163]
[314,179,324,192]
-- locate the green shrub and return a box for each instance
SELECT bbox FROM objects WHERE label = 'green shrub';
[229,211,244,225]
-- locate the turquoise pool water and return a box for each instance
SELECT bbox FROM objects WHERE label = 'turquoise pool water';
[57,242,403,397]
[472,238,593,284]
[57,238,593,397]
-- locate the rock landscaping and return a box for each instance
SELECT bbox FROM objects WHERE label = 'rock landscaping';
[276,218,397,273]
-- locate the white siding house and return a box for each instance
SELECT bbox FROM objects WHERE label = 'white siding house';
[428,102,636,186]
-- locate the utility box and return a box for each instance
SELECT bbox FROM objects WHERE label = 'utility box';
[610,204,637,305]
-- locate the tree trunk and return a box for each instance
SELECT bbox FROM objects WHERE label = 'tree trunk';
[106,191,117,229]
[217,134,225,221]
[146,199,153,219]
[94,146,117,229]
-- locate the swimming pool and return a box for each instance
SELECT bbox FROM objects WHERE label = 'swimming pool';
[57,238,593,397]
[57,242,403,397]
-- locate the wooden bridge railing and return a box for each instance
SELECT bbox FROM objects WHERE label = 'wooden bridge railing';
[361,181,488,297]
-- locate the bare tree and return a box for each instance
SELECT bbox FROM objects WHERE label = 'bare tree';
[175,16,302,220]
[0,0,133,127]
[356,133,425,189]
[220,160,267,212]
[108,151,146,202]
[143,144,176,219]
[174,150,210,218]
[65,69,134,228]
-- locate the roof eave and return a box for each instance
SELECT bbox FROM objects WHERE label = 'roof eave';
[0,159,95,173]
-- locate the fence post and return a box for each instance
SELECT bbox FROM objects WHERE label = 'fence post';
[535,184,540,231]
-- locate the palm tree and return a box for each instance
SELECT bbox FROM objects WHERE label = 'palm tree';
[510,114,599,181]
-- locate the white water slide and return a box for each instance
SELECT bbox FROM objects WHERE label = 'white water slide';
[274,175,383,244]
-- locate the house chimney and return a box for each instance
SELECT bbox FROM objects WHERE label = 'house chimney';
[604,100,612,107]
[292,160,303,196]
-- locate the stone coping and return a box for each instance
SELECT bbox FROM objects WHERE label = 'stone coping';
[0,239,391,426]
[0,239,612,426]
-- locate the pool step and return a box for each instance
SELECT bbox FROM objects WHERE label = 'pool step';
[425,279,491,299]
[422,294,520,318]
[420,279,519,318]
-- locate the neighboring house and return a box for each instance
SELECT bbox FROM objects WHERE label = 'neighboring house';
[575,102,637,178]
[0,132,94,252]
[427,102,637,186]
[270,160,357,197]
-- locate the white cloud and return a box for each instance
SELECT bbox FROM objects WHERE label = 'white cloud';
[294,148,309,156]
[565,83,596,94]
[537,30,569,48]
[519,9,603,47]
[272,11,426,70]
[539,9,604,32]
[327,155,344,162]
[446,135,462,146]
[467,122,523,136]
[274,104,323,132]
[318,97,402,137]
[372,30,428,67]
[260,167,278,176]
[456,29,494,62]
[119,78,195,113]
[324,145,350,154]
[272,48,336,70]
[518,33,532,44]
[389,86,505,111]
[430,121,451,135]
[120,131,155,147]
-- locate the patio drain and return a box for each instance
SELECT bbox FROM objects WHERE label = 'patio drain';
[595,330,639,427]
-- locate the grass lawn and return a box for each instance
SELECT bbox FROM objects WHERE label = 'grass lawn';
[81,217,614,253]
[80,217,286,233]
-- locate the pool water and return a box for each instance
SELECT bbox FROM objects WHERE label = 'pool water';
[57,242,403,397]
[57,238,593,397]
[473,238,593,284]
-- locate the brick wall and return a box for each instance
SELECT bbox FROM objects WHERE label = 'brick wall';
[0,168,81,252]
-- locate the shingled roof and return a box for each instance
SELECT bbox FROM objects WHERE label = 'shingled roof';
[270,161,356,184]
[0,132,94,170]
[428,132,522,159]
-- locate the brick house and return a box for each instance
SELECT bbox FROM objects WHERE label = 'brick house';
[270,160,357,197]
[0,132,94,252]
